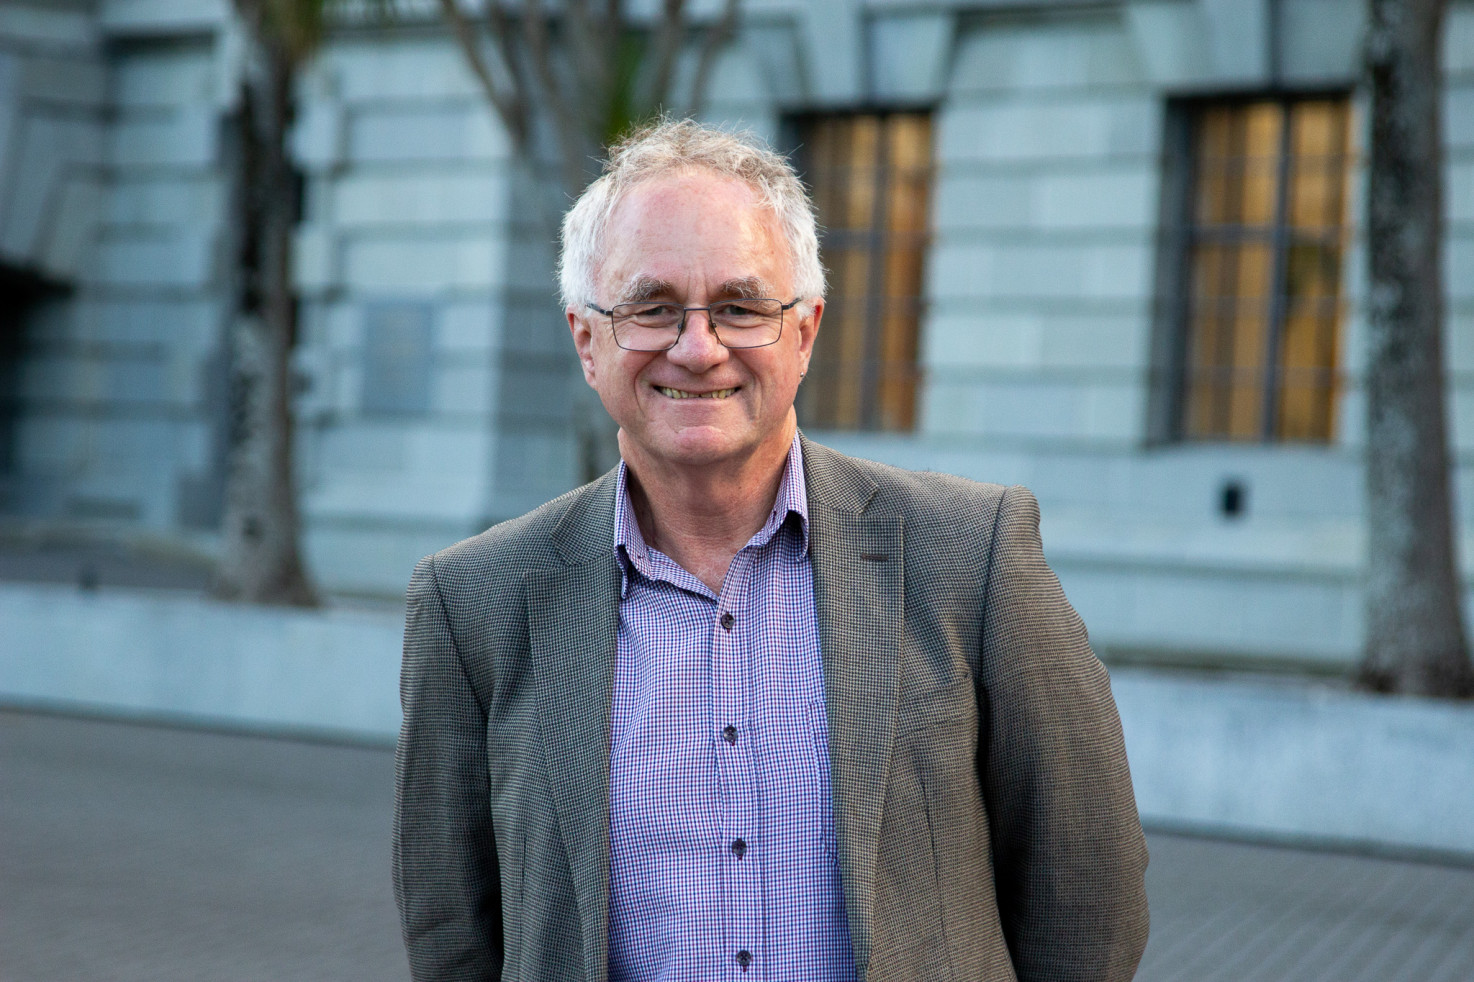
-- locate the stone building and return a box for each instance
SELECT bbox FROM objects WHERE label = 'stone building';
[1,0,1471,671]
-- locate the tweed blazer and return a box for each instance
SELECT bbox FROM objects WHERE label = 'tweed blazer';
[394,437,1149,982]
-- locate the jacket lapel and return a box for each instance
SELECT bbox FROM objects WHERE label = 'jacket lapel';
[528,473,623,982]
[803,438,904,978]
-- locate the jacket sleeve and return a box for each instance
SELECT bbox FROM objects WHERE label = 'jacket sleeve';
[393,555,504,981]
[977,485,1150,981]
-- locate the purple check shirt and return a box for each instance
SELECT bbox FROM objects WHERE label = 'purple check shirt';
[607,437,856,982]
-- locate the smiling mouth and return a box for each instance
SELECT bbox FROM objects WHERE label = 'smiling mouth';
[656,386,738,400]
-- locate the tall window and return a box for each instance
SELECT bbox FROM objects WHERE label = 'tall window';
[791,111,932,431]
[1167,95,1352,442]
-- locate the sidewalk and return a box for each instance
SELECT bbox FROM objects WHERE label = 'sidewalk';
[4,708,1473,982]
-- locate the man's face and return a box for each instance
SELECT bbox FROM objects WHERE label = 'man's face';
[568,171,821,475]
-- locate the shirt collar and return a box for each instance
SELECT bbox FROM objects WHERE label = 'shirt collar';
[613,435,810,596]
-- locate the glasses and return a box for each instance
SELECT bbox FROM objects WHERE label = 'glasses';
[587,298,802,351]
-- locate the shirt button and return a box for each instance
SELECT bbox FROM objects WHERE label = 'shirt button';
[736,949,752,970]
[722,724,738,744]
[731,838,746,858]
[720,612,734,631]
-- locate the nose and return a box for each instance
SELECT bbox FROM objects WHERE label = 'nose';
[664,308,729,370]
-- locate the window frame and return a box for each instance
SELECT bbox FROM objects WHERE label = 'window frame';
[1151,89,1354,445]
[783,106,935,433]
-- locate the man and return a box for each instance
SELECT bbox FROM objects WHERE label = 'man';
[394,119,1149,981]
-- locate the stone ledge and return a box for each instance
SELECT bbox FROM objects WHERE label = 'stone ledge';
[2,582,1470,856]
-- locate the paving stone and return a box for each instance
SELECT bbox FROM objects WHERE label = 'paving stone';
[4,710,1473,982]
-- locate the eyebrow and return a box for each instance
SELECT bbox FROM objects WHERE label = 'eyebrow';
[614,275,775,304]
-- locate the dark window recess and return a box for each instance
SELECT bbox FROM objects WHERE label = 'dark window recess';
[789,110,933,432]
[1156,94,1352,443]
[361,302,434,416]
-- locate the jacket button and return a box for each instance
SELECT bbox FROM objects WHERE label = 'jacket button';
[736,949,752,970]
[732,838,746,858]
[722,724,738,744]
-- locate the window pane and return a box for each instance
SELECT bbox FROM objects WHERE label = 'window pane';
[795,111,932,432]
[1175,95,1350,442]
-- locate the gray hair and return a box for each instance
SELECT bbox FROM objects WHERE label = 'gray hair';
[558,118,825,310]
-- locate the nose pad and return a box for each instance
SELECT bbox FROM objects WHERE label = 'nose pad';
[669,309,725,359]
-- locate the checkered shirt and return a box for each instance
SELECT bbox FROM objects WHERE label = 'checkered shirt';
[607,437,856,982]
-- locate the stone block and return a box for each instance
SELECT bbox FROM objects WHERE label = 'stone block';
[869,10,954,102]
[798,0,863,103]
[94,231,213,288]
[1448,4,1474,76]
[1036,167,1158,232]
[1449,235,1474,301]
[1123,0,1216,88]
[1280,0,1365,83]
[331,170,508,227]
[318,424,410,473]
[1082,380,1144,440]
[925,240,1001,302]
[1082,242,1153,301]
[432,361,493,416]
[949,13,1142,94]
[39,175,102,279]
[436,300,499,352]
[104,175,222,228]
[0,4,96,46]
[923,375,1086,440]
[292,225,338,293]
[341,233,504,292]
[1448,85,1474,150]
[939,95,1157,163]
[1,114,105,263]
[98,0,229,36]
[931,170,1034,231]
[345,102,508,163]
[1450,158,1474,224]
[22,54,107,107]
[111,107,216,168]
[113,45,217,110]
[327,37,486,104]
[921,310,1043,369]
[493,430,578,498]
[1447,313,1474,373]
[291,98,344,171]
[1038,313,1151,371]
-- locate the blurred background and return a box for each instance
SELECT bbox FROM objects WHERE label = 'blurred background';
[1,0,1472,979]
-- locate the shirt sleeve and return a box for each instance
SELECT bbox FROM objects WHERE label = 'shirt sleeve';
[393,554,505,981]
[976,485,1150,981]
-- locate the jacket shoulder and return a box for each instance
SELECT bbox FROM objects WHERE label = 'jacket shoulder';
[418,475,612,591]
[811,442,1020,520]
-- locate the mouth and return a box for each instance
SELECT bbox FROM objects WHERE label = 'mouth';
[655,386,739,400]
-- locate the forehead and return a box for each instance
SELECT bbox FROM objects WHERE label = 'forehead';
[597,172,790,298]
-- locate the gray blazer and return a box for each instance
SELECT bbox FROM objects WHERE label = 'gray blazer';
[394,438,1149,981]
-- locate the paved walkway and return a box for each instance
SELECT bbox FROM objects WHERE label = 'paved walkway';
[4,709,1473,982]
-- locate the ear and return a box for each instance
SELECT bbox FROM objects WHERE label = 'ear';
[795,297,823,376]
[568,307,598,386]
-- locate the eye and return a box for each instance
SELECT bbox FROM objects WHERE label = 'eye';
[711,300,768,322]
[617,303,682,325]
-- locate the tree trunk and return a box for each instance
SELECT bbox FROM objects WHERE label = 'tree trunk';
[214,33,318,607]
[1360,0,1471,695]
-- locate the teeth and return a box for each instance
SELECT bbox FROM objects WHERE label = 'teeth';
[658,387,736,399]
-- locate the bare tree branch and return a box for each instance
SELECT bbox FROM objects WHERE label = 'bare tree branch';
[436,0,527,148]
[645,0,685,110]
[686,0,739,117]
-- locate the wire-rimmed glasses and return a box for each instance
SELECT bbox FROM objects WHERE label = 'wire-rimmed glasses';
[586,298,802,351]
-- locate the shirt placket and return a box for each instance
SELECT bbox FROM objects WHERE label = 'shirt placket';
[713,547,762,980]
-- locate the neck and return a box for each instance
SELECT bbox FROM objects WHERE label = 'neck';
[621,421,796,593]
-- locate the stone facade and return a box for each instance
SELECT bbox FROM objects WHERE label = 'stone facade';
[1,0,1471,668]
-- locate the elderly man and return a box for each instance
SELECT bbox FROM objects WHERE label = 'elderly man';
[394,120,1149,982]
